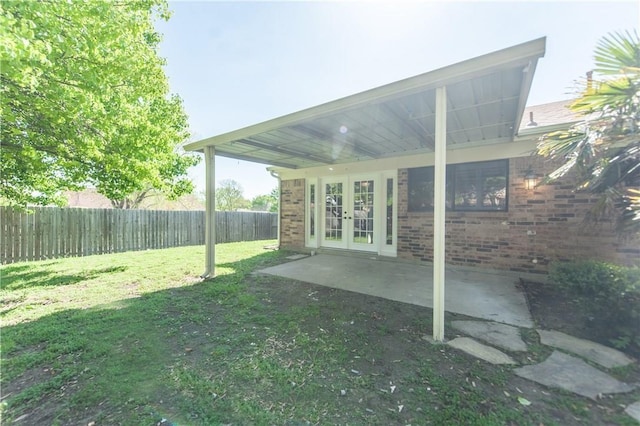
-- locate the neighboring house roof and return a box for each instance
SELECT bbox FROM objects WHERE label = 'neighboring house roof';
[65,189,205,211]
[518,99,588,136]
[186,38,547,169]
[66,190,113,209]
[520,100,578,128]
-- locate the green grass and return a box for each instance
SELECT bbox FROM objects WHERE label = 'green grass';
[1,241,282,424]
[1,241,637,425]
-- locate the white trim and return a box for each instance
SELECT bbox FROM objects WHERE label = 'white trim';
[305,178,319,249]
[516,122,577,138]
[311,172,396,256]
[379,171,398,257]
[272,138,539,181]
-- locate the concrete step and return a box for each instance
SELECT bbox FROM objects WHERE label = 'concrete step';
[514,350,635,400]
[447,337,517,365]
[451,320,527,352]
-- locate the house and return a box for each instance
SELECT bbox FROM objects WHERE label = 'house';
[65,189,205,211]
[185,37,638,280]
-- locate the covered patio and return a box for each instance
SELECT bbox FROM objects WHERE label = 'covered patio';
[259,253,533,328]
[185,38,547,341]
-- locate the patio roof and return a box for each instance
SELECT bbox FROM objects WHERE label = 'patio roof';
[185,38,546,168]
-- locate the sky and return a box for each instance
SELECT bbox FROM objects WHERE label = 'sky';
[156,1,639,199]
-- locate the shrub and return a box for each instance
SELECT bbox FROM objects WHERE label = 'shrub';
[549,260,640,352]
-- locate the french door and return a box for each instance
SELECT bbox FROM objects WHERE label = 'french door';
[321,175,377,251]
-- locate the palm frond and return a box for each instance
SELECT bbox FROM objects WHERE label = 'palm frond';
[537,129,587,158]
[594,30,640,75]
[619,188,640,233]
[538,31,640,236]
[571,77,638,115]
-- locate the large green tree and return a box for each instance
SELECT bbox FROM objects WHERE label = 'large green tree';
[537,31,640,233]
[215,179,250,211]
[251,187,279,212]
[0,0,198,208]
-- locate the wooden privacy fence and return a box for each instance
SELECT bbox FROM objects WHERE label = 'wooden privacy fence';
[1,207,278,264]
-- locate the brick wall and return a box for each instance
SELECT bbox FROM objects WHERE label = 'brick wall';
[280,178,305,248]
[397,157,640,273]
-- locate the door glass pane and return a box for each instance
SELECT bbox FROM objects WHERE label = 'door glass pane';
[353,179,374,245]
[386,178,393,245]
[309,184,315,239]
[325,183,343,241]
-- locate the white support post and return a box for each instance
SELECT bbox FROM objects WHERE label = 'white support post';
[203,146,216,278]
[274,172,282,248]
[433,86,447,341]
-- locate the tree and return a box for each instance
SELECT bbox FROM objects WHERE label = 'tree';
[537,31,640,233]
[216,180,249,211]
[0,0,199,208]
[250,187,279,212]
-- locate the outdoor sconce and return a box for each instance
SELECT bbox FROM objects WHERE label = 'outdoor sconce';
[524,169,537,190]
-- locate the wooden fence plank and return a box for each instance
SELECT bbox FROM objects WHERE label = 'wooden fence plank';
[2,208,12,263]
[19,211,26,262]
[1,208,9,264]
[7,208,13,263]
[0,207,6,264]
[0,207,276,264]
[49,207,56,259]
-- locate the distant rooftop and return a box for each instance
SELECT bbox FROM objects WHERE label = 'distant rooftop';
[518,99,584,131]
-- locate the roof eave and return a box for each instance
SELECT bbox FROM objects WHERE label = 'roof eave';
[515,121,578,140]
[185,37,546,153]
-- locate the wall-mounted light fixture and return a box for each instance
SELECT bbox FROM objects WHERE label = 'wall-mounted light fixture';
[524,169,537,190]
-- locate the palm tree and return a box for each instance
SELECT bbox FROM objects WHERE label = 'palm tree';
[537,30,640,233]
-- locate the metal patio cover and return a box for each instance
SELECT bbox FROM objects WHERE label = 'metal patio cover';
[185,38,546,167]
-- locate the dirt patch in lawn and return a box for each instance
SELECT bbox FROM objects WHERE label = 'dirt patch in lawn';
[150,268,640,425]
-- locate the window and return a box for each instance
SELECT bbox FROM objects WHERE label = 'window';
[408,167,435,211]
[453,160,508,211]
[408,160,508,212]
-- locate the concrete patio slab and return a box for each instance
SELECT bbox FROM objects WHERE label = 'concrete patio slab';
[514,351,635,400]
[447,337,517,365]
[451,320,527,352]
[537,329,635,369]
[259,254,533,328]
[625,401,640,423]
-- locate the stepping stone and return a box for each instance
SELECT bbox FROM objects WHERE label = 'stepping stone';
[447,337,516,365]
[514,351,635,400]
[537,329,635,368]
[625,401,640,423]
[451,320,527,352]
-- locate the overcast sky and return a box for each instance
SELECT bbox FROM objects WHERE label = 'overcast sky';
[156,1,639,199]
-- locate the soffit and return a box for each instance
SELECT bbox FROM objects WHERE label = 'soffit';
[185,38,546,169]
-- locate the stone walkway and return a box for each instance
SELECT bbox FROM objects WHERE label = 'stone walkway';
[446,320,639,422]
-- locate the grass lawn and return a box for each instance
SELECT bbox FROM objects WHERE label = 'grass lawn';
[1,241,638,425]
